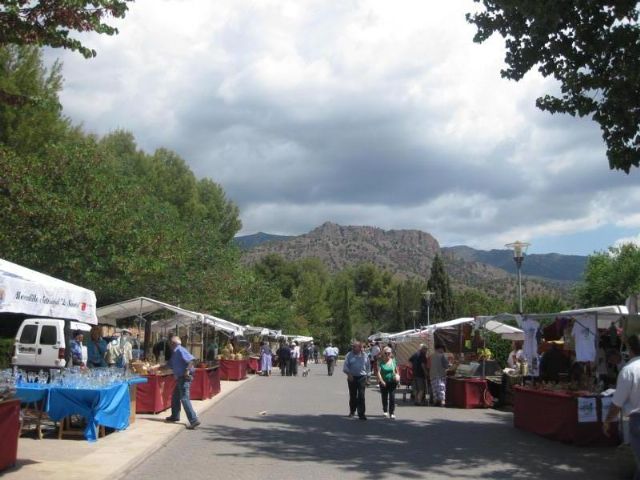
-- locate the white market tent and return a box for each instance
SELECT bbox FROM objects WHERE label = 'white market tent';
[96,297,244,335]
[0,258,97,324]
[482,320,524,341]
[96,297,201,327]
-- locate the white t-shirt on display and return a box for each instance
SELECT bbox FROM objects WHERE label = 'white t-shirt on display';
[522,319,539,364]
[571,317,597,362]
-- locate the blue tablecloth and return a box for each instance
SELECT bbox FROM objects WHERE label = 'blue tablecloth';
[47,383,131,442]
[16,384,48,404]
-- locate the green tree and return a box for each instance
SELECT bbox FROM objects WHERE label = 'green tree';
[467,1,640,172]
[293,259,331,338]
[576,243,640,306]
[352,263,395,335]
[452,288,508,317]
[0,1,133,59]
[425,255,455,323]
[327,272,355,351]
[0,46,69,154]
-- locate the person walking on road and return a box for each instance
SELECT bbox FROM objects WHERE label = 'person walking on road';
[604,333,640,479]
[377,346,399,419]
[277,342,291,376]
[290,341,300,376]
[343,341,371,420]
[260,341,273,376]
[324,343,338,375]
[165,335,200,429]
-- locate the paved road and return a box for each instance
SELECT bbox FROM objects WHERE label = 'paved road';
[129,363,633,479]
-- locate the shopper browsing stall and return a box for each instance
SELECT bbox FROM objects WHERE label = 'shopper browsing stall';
[429,344,451,407]
[164,335,200,429]
[409,344,428,405]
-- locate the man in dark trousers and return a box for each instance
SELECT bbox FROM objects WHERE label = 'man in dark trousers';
[277,342,291,376]
[343,341,371,420]
[409,344,428,405]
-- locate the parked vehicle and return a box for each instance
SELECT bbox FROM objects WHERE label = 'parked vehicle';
[12,318,91,370]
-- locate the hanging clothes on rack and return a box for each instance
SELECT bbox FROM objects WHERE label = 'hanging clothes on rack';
[522,318,540,371]
[571,316,597,362]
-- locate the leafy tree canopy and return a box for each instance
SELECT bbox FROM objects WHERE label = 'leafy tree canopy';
[0,0,133,58]
[467,1,640,172]
[576,243,640,306]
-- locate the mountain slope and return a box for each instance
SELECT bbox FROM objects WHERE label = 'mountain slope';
[442,246,586,282]
[234,232,293,250]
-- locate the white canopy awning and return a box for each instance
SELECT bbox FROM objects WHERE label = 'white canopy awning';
[0,258,97,324]
[96,297,201,327]
[480,319,524,341]
[284,334,313,343]
[203,315,244,336]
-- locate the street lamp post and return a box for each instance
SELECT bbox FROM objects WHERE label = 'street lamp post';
[409,310,419,330]
[505,240,531,314]
[423,290,434,326]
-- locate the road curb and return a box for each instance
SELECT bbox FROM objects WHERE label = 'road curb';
[113,374,258,480]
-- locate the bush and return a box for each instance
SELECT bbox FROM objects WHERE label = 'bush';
[0,337,14,369]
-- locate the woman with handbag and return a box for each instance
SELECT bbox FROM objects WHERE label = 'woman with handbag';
[377,346,400,419]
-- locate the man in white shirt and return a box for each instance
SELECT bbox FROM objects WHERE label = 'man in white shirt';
[604,333,640,479]
[324,343,339,376]
[290,342,300,376]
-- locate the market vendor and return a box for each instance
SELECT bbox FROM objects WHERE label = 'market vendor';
[539,342,570,382]
[604,333,640,477]
[70,331,85,367]
[87,327,107,368]
[507,341,523,369]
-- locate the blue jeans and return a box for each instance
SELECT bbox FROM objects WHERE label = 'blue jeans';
[171,376,198,424]
[630,414,640,480]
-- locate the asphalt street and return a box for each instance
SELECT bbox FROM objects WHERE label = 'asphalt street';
[128,363,633,480]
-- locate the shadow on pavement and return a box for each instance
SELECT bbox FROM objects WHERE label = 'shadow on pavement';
[199,412,633,479]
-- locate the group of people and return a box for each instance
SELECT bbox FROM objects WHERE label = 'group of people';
[70,326,137,369]
[338,340,451,421]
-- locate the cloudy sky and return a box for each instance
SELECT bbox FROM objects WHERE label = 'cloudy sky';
[47,0,640,255]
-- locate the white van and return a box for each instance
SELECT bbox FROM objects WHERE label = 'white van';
[12,318,92,369]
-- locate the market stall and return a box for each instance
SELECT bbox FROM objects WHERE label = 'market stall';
[513,386,620,446]
[135,371,176,414]
[190,366,221,400]
[446,377,493,409]
[219,359,248,381]
[0,399,20,472]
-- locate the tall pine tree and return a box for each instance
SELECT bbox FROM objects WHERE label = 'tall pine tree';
[424,255,455,324]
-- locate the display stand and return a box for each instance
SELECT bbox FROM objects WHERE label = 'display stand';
[16,385,49,439]
[247,357,260,373]
[135,372,176,414]
[191,367,221,400]
[0,399,20,472]
[446,377,494,408]
[219,359,248,380]
[513,386,620,446]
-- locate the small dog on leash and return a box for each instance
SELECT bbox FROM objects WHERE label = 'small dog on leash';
[302,368,310,377]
